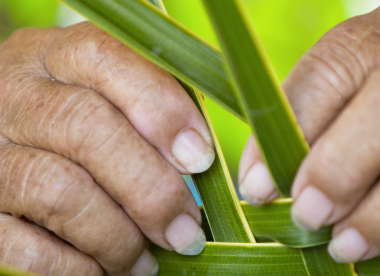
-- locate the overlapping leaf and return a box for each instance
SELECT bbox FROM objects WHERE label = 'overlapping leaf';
[201,0,355,275]
[62,0,243,120]
[201,0,308,198]
[242,201,331,247]
[61,0,332,248]
[0,0,373,275]
[151,242,308,276]
[185,85,255,243]
[146,0,255,244]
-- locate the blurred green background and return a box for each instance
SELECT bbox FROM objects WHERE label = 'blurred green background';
[0,0,378,186]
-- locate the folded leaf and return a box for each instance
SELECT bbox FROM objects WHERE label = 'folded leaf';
[148,0,254,243]
[242,200,331,247]
[61,0,244,120]
[187,85,254,243]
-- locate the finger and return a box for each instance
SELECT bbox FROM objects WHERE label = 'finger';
[43,22,214,174]
[0,75,205,255]
[283,9,380,143]
[328,181,380,263]
[239,8,380,204]
[0,142,159,275]
[238,135,279,206]
[0,213,102,276]
[291,69,380,231]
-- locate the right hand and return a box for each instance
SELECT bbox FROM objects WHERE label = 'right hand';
[0,22,215,276]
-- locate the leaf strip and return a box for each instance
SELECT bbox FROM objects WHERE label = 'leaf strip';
[151,242,308,276]
[200,0,308,197]
[61,0,244,120]
[301,245,356,276]
[149,0,254,243]
[188,87,254,243]
[241,200,331,248]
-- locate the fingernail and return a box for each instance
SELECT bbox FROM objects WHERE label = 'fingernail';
[165,214,206,256]
[239,162,277,206]
[291,186,334,231]
[172,128,215,173]
[130,249,159,276]
[329,228,369,263]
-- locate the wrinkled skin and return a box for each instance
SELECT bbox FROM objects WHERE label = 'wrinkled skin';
[0,22,215,275]
[2,6,380,276]
[239,7,380,263]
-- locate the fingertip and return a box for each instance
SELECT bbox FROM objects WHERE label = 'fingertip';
[239,162,277,207]
[172,128,215,174]
[164,214,206,256]
[328,228,369,263]
[291,186,334,232]
[130,249,160,276]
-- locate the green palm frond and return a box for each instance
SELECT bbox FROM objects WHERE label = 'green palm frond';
[1,0,379,275]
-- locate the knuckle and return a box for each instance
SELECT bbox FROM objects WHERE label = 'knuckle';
[46,21,122,83]
[0,214,102,275]
[0,147,99,237]
[127,168,187,229]
[3,27,60,61]
[312,140,362,195]
[298,12,380,103]
[66,93,127,160]
[7,27,43,43]
[302,34,364,100]
[34,160,96,236]
[0,146,37,209]
[0,215,54,269]
[0,29,49,80]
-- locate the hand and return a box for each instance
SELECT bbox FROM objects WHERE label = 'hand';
[0,22,215,275]
[239,7,380,263]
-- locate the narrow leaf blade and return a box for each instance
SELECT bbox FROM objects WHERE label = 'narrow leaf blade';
[242,200,331,248]
[188,86,254,243]
[61,0,243,120]
[151,242,308,276]
[200,0,308,197]
[149,0,254,243]
[301,245,356,276]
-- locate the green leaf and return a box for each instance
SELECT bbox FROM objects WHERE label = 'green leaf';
[151,242,360,276]
[0,265,39,276]
[146,0,254,243]
[200,0,356,275]
[61,0,244,120]
[356,257,380,276]
[200,0,308,197]
[58,0,376,275]
[187,86,254,243]
[301,245,356,276]
[242,200,331,248]
[151,242,309,276]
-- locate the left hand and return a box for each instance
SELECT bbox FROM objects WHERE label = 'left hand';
[239,7,380,263]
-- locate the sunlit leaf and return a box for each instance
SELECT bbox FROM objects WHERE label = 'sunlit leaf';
[201,0,308,198]
[241,201,331,247]
[61,0,244,120]
[151,242,308,276]
[148,0,255,244]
